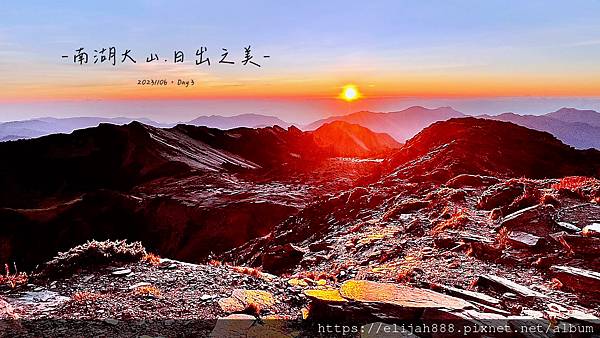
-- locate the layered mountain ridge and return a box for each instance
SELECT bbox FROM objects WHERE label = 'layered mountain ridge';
[0,121,394,268]
[1,116,600,335]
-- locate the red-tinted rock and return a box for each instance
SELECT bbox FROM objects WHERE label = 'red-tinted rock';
[498,204,557,237]
[261,243,307,274]
[446,174,500,188]
[505,231,544,249]
[477,275,549,300]
[467,241,502,261]
[477,183,524,210]
[382,198,429,220]
[430,283,501,306]
[551,266,600,295]
[553,232,600,255]
[0,297,17,319]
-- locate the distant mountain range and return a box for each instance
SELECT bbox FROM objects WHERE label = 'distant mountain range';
[546,107,600,127]
[479,111,600,149]
[185,113,291,129]
[3,107,600,150]
[0,117,170,142]
[0,114,291,142]
[304,106,465,142]
[306,106,600,150]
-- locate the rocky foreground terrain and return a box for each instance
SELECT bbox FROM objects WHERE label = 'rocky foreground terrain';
[1,118,600,337]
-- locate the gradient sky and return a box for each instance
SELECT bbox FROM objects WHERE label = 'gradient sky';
[2,0,600,122]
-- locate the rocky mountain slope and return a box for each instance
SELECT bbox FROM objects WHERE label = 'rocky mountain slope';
[1,117,600,336]
[311,121,401,157]
[0,121,393,269]
[222,118,600,334]
[306,106,600,150]
[386,118,600,180]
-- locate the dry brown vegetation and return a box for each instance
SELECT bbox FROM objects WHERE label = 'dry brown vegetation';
[36,240,146,279]
[232,266,262,278]
[71,291,102,303]
[432,207,469,234]
[133,285,161,298]
[142,253,161,266]
[0,263,27,288]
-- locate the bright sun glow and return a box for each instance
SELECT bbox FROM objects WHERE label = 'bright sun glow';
[341,85,361,102]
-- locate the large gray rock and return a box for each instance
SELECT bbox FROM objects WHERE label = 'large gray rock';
[477,183,523,210]
[498,204,557,237]
[305,280,473,322]
[505,231,544,248]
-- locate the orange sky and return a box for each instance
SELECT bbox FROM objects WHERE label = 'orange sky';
[3,71,600,103]
[3,1,600,113]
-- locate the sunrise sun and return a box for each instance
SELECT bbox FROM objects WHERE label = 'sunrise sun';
[340,84,361,102]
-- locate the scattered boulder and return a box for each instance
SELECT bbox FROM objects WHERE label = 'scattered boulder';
[467,241,502,261]
[556,203,600,228]
[304,280,474,323]
[261,243,307,274]
[497,204,557,237]
[551,265,600,295]
[210,313,295,338]
[303,289,352,321]
[504,231,544,249]
[582,223,600,237]
[544,302,600,323]
[339,280,471,311]
[217,289,275,314]
[430,283,501,306]
[457,232,494,244]
[556,221,581,233]
[111,268,132,277]
[217,297,246,314]
[433,234,457,249]
[420,308,510,329]
[476,275,549,300]
[382,198,429,221]
[490,208,503,220]
[477,183,523,210]
[200,294,217,301]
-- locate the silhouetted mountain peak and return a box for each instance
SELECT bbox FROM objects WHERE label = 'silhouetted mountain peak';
[311,121,401,157]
